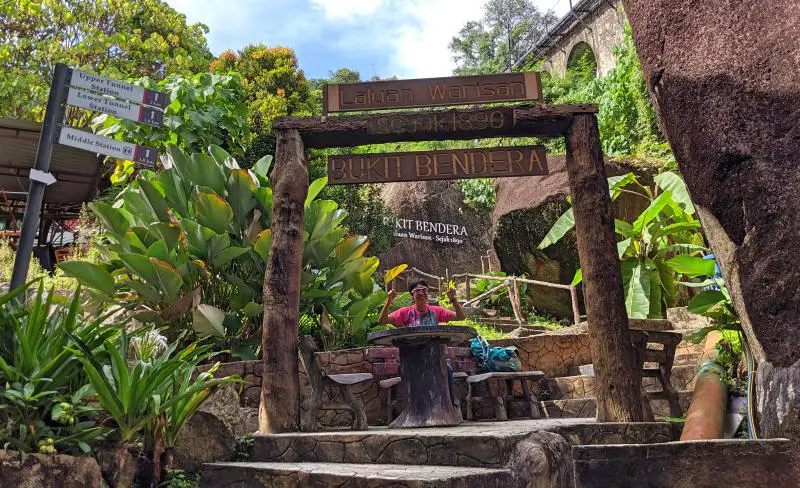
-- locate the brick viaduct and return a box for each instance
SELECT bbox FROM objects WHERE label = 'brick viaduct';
[530,0,628,78]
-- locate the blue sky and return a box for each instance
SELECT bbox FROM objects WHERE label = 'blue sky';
[165,0,571,81]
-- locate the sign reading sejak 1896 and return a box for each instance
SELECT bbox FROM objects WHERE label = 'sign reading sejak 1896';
[328,146,547,185]
[324,72,541,113]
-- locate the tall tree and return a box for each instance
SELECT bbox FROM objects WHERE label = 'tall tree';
[449,0,557,74]
[0,0,212,121]
[210,45,313,164]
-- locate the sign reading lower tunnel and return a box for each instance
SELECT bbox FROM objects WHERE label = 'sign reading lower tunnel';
[328,146,548,185]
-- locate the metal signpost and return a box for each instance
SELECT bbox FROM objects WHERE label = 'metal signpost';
[9,63,167,290]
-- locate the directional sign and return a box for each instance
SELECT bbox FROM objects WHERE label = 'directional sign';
[58,127,158,166]
[68,69,168,109]
[66,87,164,127]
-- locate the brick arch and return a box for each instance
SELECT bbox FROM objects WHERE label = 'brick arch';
[566,41,598,77]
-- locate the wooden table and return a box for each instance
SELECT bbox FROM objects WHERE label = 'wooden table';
[367,325,477,428]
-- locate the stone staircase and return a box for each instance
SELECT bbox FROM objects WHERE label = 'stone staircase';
[199,420,676,488]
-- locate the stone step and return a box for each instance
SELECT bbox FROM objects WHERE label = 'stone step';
[672,352,703,367]
[544,365,698,401]
[200,462,512,487]
[542,390,694,419]
[572,439,797,488]
[247,420,677,467]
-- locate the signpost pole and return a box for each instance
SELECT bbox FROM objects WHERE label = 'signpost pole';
[10,63,69,290]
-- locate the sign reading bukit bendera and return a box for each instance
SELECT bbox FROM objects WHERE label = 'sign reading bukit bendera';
[328,146,548,185]
[324,72,541,112]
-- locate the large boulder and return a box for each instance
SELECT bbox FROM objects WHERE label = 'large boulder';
[173,411,235,473]
[379,180,497,279]
[0,452,105,488]
[492,155,660,318]
[623,0,800,439]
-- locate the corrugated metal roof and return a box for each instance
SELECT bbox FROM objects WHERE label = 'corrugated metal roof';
[0,117,103,206]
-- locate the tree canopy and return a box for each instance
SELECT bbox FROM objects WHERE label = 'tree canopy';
[0,0,212,121]
[449,0,556,75]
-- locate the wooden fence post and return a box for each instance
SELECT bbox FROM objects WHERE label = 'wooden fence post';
[465,274,471,300]
[570,285,581,325]
[564,114,645,422]
[260,129,309,433]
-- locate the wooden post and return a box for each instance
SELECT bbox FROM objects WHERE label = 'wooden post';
[570,285,581,325]
[564,114,645,422]
[510,278,524,325]
[260,129,309,433]
[465,274,471,300]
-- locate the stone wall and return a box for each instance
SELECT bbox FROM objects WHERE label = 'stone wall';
[540,0,628,77]
[0,452,104,488]
[213,333,593,427]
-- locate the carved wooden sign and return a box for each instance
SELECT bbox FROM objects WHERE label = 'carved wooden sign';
[328,146,547,185]
[324,72,541,113]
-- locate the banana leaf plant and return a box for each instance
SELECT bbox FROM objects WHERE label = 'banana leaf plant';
[539,170,707,319]
[60,144,392,355]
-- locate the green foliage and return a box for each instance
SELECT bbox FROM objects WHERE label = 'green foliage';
[449,319,506,340]
[91,72,250,184]
[0,0,211,121]
[161,469,199,488]
[235,433,255,461]
[540,171,705,319]
[60,145,388,354]
[459,179,496,212]
[0,282,120,454]
[449,0,557,74]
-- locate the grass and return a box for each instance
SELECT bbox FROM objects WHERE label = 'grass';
[0,238,104,292]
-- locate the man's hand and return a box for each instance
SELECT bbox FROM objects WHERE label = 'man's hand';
[387,288,397,303]
[379,289,397,325]
[446,288,457,303]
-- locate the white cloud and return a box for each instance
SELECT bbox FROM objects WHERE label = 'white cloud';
[309,0,389,20]
[386,0,484,78]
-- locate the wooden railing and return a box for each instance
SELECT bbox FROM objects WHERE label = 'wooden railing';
[393,267,581,326]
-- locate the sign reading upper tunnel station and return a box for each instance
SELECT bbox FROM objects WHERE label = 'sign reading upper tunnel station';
[323,72,542,113]
[328,146,548,185]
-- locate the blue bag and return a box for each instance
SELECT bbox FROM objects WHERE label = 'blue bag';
[470,335,521,372]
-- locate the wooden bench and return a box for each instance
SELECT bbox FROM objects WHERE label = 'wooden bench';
[465,370,546,421]
[630,329,683,418]
[299,336,372,431]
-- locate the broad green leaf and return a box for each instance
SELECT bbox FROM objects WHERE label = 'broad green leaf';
[621,260,650,319]
[252,154,273,180]
[676,279,715,288]
[647,261,663,318]
[242,302,263,317]
[208,144,236,169]
[687,290,727,314]
[151,222,182,251]
[253,229,272,262]
[617,238,632,258]
[119,253,158,285]
[150,258,183,301]
[211,246,248,267]
[615,219,634,237]
[571,268,582,286]
[666,255,716,278]
[192,304,226,338]
[138,178,170,222]
[335,235,369,266]
[57,262,115,296]
[226,169,257,224]
[632,191,672,233]
[181,219,215,257]
[305,177,328,208]
[654,222,701,240]
[538,207,574,249]
[190,153,226,194]
[159,168,189,217]
[657,260,677,308]
[91,201,130,236]
[147,240,170,262]
[384,264,408,286]
[654,171,695,214]
[608,173,638,200]
[656,243,708,257]
[194,192,233,234]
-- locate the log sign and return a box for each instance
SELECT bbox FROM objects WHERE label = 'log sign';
[325,72,548,185]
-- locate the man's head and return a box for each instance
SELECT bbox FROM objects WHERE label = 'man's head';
[408,278,429,307]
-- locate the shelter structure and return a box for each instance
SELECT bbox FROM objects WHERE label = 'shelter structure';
[0,118,104,262]
[259,101,646,433]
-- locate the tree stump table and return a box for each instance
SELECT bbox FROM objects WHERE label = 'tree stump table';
[368,325,476,428]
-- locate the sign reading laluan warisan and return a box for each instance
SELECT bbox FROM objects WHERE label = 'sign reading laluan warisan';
[328,146,548,185]
[66,87,164,127]
[323,72,541,113]
[68,69,168,109]
[58,127,158,166]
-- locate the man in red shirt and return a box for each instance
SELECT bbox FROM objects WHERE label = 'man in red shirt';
[378,278,467,408]
[378,278,467,326]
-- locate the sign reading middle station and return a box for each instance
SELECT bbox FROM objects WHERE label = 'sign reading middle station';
[328,146,548,185]
[58,127,158,166]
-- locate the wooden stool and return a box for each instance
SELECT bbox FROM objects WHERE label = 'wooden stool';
[465,371,545,421]
[298,336,372,431]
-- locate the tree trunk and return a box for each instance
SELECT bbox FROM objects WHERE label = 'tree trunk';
[259,129,308,433]
[564,114,645,422]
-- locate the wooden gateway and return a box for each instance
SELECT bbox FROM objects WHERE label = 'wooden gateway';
[258,72,645,433]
